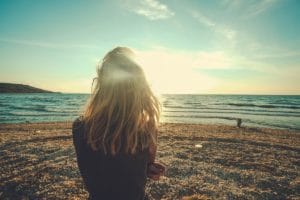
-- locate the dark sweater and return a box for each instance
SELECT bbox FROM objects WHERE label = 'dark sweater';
[72,117,149,200]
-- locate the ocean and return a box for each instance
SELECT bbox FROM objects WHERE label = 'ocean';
[0,93,299,130]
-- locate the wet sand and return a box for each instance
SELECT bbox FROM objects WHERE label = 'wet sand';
[0,122,299,199]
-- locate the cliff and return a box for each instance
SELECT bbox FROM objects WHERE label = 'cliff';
[0,83,56,93]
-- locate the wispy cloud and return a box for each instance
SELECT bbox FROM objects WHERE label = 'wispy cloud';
[0,38,99,49]
[248,0,278,17]
[124,0,174,20]
[222,0,279,17]
[191,11,237,42]
[250,45,300,59]
[190,11,216,27]
[222,0,241,8]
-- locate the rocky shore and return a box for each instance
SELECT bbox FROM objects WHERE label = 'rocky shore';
[0,122,299,199]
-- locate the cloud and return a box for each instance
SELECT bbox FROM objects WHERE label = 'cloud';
[132,47,234,93]
[252,48,300,59]
[132,47,300,94]
[135,47,232,70]
[233,39,300,61]
[0,38,99,49]
[222,0,241,8]
[190,11,215,27]
[222,0,279,17]
[191,10,237,42]
[218,28,237,41]
[248,0,278,16]
[124,0,174,20]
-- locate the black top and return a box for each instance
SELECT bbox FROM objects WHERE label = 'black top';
[72,117,149,200]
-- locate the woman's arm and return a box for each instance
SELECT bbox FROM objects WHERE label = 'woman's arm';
[148,140,157,164]
[147,130,165,180]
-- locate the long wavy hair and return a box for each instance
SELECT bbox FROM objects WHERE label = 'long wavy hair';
[83,47,160,155]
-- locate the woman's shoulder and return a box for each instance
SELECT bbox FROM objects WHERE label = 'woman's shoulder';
[72,116,87,149]
[72,116,85,135]
[73,116,84,128]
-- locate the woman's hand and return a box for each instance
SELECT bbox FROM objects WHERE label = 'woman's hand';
[147,162,166,181]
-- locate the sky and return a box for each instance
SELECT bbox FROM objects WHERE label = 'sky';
[0,0,300,94]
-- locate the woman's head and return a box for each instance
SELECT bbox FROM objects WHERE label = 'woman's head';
[84,47,160,155]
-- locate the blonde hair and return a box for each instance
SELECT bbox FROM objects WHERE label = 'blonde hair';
[83,47,160,155]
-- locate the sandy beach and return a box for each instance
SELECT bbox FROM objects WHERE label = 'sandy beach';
[0,122,299,199]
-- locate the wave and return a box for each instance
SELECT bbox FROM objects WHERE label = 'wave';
[165,103,300,110]
[164,110,300,117]
[163,115,300,130]
[163,106,300,114]
[4,103,81,114]
[6,105,56,113]
[223,103,300,109]
[5,112,73,117]
[243,119,300,131]
[184,102,202,105]
[28,98,59,103]
[165,105,197,109]
[163,114,237,120]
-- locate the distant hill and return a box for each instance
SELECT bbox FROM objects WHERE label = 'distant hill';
[0,83,56,93]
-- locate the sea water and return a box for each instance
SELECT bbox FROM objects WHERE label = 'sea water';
[0,93,299,130]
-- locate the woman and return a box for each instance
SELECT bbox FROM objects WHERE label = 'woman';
[72,47,165,200]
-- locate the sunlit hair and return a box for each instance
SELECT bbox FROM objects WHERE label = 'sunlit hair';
[83,47,160,155]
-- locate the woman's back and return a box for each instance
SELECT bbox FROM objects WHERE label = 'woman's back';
[72,47,164,199]
[72,117,149,200]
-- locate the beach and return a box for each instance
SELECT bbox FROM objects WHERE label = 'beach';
[0,122,299,199]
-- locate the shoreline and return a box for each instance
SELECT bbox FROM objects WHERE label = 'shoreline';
[1,120,299,132]
[0,122,299,199]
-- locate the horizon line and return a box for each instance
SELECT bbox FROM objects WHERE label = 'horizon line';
[62,92,300,96]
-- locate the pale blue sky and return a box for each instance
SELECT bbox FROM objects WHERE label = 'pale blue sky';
[0,0,299,94]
